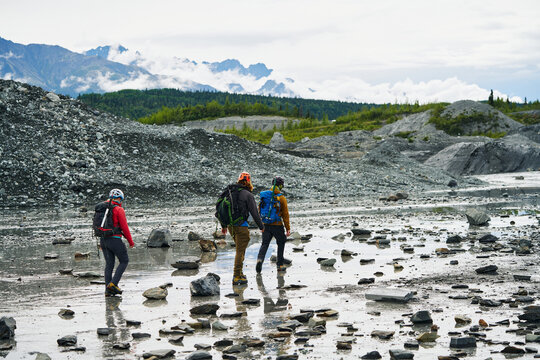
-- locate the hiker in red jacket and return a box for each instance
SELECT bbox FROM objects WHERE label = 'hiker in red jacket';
[100,188,134,296]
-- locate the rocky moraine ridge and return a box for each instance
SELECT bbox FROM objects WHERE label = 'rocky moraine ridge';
[0,79,477,208]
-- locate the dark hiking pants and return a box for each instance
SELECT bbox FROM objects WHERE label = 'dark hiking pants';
[100,237,129,286]
[257,225,286,266]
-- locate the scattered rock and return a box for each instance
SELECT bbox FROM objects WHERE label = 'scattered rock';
[171,256,201,270]
[454,315,471,325]
[501,346,525,354]
[389,349,414,359]
[366,288,414,302]
[352,229,371,236]
[450,337,476,348]
[74,251,90,258]
[211,321,228,331]
[478,234,498,243]
[361,351,382,359]
[97,328,112,336]
[44,253,58,259]
[57,335,77,346]
[113,343,130,350]
[0,317,16,339]
[475,265,498,274]
[446,235,462,244]
[320,258,336,267]
[223,344,246,354]
[58,309,74,318]
[147,228,171,248]
[358,278,375,285]
[188,231,203,241]
[465,209,490,226]
[199,239,217,252]
[416,332,439,342]
[190,304,219,315]
[52,237,74,245]
[411,310,432,324]
[371,330,395,340]
[132,332,151,339]
[190,274,220,296]
[143,287,168,300]
[185,350,212,360]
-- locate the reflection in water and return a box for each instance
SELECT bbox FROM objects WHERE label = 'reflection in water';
[257,274,288,314]
[143,299,169,307]
[232,283,252,333]
[171,269,199,277]
[200,252,217,263]
[103,296,130,358]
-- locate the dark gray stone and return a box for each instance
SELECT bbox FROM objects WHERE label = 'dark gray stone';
[410,310,432,324]
[190,274,220,296]
[361,351,382,359]
[465,209,490,226]
[186,350,212,360]
[475,265,498,274]
[147,229,171,248]
[188,231,203,241]
[450,336,476,348]
[171,256,200,270]
[0,317,16,339]
[389,349,414,359]
[352,229,372,235]
[446,235,462,243]
[190,304,219,315]
[478,234,498,243]
[223,344,246,354]
[57,335,77,346]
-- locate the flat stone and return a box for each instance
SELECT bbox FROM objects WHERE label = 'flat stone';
[168,335,184,344]
[276,355,298,360]
[185,350,212,360]
[57,335,77,346]
[501,346,525,354]
[52,238,74,245]
[44,253,58,259]
[450,337,476,348]
[527,335,540,343]
[97,328,112,336]
[171,256,201,270]
[59,269,73,275]
[58,309,74,318]
[142,349,176,359]
[475,265,498,274]
[514,274,532,281]
[132,332,151,339]
[389,349,414,359]
[446,235,462,243]
[478,234,498,243]
[194,344,211,350]
[366,288,414,302]
[34,353,52,360]
[126,320,141,326]
[371,330,395,339]
[361,351,382,359]
[214,339,233,347]
[337,341,352,350]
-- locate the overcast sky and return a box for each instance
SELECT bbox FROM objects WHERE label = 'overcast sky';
[1,0,539,102]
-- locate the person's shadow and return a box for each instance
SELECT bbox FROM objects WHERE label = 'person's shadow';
[256,273,288,314]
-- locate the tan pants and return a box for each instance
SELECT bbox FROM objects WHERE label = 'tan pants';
[229,226,250,278]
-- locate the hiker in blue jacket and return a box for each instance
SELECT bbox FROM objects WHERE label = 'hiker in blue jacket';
[256,176,291,273]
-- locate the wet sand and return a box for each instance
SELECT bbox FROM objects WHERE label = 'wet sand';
[1,172,540,359]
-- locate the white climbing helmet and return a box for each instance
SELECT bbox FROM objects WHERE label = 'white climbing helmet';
[109,188,124,200]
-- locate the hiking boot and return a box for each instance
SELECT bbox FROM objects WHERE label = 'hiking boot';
[232,276,248,285]
[105,287,115,297]
[107,282,123,295]
[255,260,263,273]
[277,265,287,272]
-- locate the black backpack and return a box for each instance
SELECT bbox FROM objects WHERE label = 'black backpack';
[93,201,120,237]
[215,185,247,227]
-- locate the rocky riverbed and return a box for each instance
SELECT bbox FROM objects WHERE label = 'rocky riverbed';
[0,172,539,359]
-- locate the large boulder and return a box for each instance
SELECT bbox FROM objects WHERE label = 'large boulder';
[0,317,16,339]
[147,229,171,248]
[190,273,220,297]
[269,132,294,150]
[465,209,490,226]
[425,141,540,176]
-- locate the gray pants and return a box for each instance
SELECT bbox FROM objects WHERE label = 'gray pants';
[100,237,129,286]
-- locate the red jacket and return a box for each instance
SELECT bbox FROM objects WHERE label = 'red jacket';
[107,199,134,247]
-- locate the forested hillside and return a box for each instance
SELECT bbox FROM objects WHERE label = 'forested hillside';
[78,88,372,120]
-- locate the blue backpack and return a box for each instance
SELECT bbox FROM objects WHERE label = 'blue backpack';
[259,190,282,224]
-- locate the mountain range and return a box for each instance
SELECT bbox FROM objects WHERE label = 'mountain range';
[0,37,295,98]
